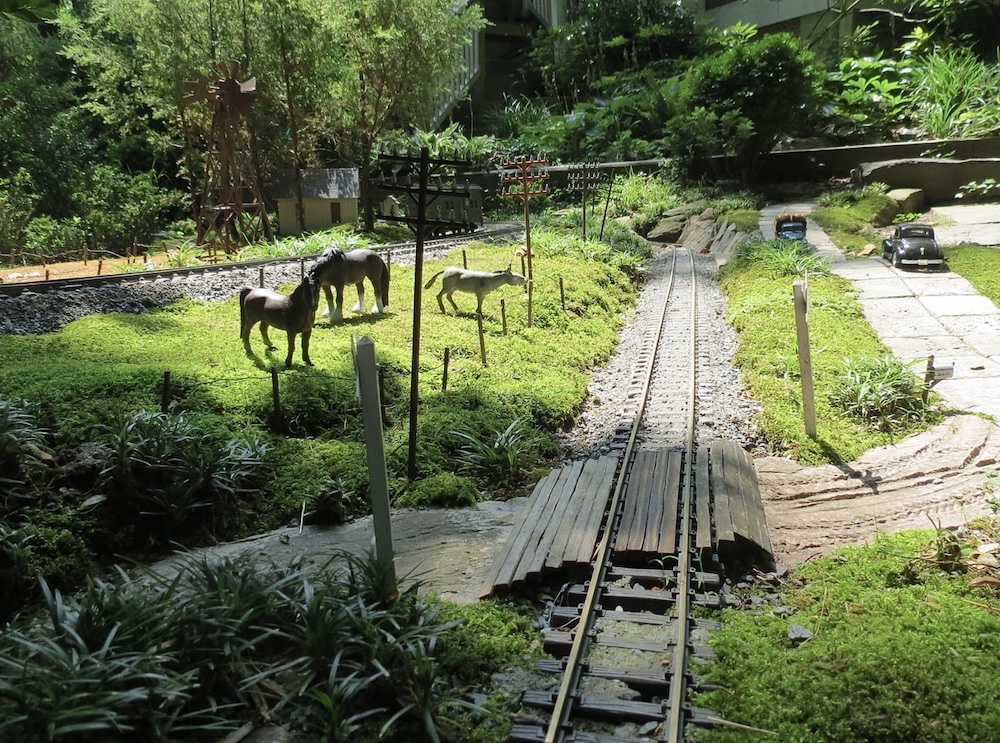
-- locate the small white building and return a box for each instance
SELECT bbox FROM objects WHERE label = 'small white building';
[270,168,359,236]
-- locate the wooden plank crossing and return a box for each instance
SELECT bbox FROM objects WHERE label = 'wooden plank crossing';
[480,455,618,597]
[481,439,775,598]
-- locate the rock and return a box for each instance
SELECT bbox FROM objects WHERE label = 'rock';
[854,158,1000,204]
[788,624,814,643]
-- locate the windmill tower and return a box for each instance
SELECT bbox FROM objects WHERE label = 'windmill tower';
[182,61,272,258]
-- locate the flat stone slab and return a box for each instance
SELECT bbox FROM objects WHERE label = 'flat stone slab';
[887,335,976,360]
[860,298,949,336]
[937,355,1000,379]
[932,377,1000,416]
[851,277,918,300]
[935,225,1000,246]
[832,260,897,281]
[899,273,980,296]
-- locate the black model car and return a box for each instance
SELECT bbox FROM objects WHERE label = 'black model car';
[881,224,946,269]
[774,213,807,241]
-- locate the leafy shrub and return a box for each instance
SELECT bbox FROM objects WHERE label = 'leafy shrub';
[96,411,270,544]
[828,356,927,431]
[22,215,88,264]
[396,472,480,509]
[0,169,39,263]
[73,166,181,255]
[0,395,51,487]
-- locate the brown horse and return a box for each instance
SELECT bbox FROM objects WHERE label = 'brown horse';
[308,247,389,322]
[240,274,319,368]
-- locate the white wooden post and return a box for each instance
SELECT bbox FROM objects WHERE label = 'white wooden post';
[356,336,395,579]
[793,278,817,438]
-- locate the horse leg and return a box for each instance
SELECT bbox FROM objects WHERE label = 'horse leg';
[369,278,384,314]
[447,290,461,314]
[301,327,313,366]
[321,285,335,318]
[351,281,365,314]
[259,322,277,351]
[332,285,345,322]
[436,288,447,314]
[241,315,255,353]
[284,331,296,368]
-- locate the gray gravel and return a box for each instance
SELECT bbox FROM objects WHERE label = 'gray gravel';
[0,265,305,336]
[556,247,761,460]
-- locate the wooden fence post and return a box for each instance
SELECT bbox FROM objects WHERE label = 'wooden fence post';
[271,367,285,430]
[793,278,816,438]
[161,370,171,413]
[442,347,450,392]
[356,336,395,579]
[500,299,508,336]
[559,277,565,310]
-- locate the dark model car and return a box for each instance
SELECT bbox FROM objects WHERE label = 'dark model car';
[774,213,807,241]
[881,223,946,268]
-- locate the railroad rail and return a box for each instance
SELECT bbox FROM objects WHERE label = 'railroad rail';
[498,246,770,743]
[0,221,524,298]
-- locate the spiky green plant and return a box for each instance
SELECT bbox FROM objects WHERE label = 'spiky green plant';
[450,418,543,487]
[828,355,927,431]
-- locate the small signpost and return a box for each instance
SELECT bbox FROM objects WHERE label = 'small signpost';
[922,354,954,404]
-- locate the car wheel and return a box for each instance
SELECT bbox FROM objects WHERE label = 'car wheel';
[891,250,902,268]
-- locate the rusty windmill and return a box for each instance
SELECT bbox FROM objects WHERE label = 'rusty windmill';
[182,61,272,257]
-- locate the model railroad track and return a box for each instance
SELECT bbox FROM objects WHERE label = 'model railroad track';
[0,221,524,298]
[510,247,728,743]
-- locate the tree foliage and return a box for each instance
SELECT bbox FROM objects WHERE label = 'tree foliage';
[670,31,825,183]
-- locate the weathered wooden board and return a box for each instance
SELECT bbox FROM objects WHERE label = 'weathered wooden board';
[481,455,618,596]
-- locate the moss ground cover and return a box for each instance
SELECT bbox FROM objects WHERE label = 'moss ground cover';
[0,238,636,564]
[718,242,941,464]
[696,529,1000,742]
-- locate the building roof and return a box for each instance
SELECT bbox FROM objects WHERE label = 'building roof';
[270,168,359,200]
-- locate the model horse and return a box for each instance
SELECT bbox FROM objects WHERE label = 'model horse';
[240,274,319,368]
[423,264,527,315]
[308,247,390,322]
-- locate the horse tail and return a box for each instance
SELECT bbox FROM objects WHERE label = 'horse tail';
[423,270,444,290]
[380,258,390,307]
[239,287,252,334]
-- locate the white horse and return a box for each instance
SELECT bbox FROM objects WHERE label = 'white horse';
[423,265,527,315]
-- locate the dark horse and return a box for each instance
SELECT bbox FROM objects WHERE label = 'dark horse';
[308,247,389,322]
[240,274,319,368]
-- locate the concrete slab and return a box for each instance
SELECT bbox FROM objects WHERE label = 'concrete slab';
[920,294,1000,316]
[860,298,949,336]
[931,204,1000,224]
[938,356,1000,379]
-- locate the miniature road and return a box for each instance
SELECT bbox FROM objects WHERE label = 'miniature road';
[761,204,1000,420]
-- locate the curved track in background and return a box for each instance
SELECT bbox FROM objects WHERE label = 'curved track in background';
[0,222,524,298]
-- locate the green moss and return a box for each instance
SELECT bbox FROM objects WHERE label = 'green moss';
[696,530,1000,743]
[396,472,480,509]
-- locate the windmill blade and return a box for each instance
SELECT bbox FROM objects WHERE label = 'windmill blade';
[179,70,214,106]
